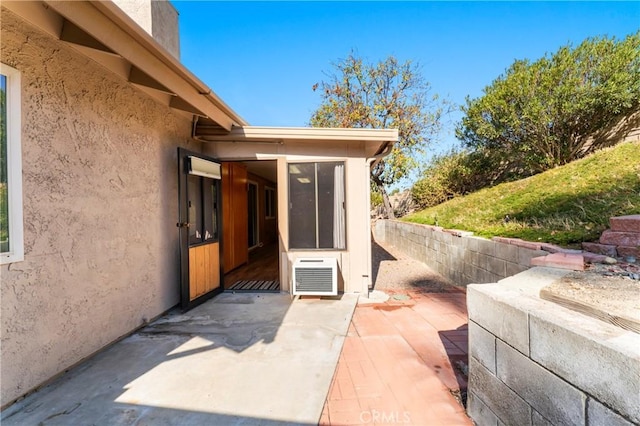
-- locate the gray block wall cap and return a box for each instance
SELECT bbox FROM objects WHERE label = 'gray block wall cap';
[497,267,572,296]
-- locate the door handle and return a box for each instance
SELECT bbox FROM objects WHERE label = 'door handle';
[176,222,191,228]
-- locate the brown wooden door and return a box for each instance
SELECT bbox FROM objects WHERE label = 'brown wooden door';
[232,164,249,267]
[222,162,249,274]
[222,163,232,273]
[178,148,223,311]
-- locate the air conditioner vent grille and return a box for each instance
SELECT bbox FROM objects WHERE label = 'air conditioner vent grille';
[292,258,338,296]
[295,268,333,292]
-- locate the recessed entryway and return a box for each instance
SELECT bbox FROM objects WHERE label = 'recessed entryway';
[222,160,280,292]
[225,243,279,292]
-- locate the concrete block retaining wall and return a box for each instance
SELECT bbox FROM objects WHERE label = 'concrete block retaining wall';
[467,268,640,426]
[373,219,640,425]
[374,220,547,285]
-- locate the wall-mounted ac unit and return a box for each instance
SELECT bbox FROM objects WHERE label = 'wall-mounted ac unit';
[292,258,338,296]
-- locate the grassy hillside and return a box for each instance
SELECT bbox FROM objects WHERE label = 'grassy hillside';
[404,142,640,246]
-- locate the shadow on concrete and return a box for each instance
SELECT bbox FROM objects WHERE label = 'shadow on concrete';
[10,401,317,425]
[2,293,357,425]
[438,324,469,408]
[1,294,291,425]
[117,403,316,425]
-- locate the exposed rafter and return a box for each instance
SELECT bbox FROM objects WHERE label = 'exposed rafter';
[128,66,172,94]
[170,97,206,116]
[60,20,115,54]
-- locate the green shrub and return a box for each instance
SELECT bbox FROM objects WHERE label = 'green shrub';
[406,142,640,246]
[412,151,447,208]
[411,146,540,209]
[411,149,478,208]
[370,185,383,208]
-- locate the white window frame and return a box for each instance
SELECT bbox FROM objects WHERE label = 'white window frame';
[0,63,23,264]
[265,186,276,219]
[287,161,346,250]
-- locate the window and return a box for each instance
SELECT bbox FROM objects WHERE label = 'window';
[188,175,219,246]
[288,162,345,250]
[265,187,276,219]
[0,63,23,264]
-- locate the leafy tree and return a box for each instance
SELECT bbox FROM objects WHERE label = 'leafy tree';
[370,184,383,209]
[457,32,640,176]
[310,53,446,218]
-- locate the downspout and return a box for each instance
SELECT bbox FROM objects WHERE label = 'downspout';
[190,116,212,157]
[192,116,202,141]
[366,140,394,169]
[365,141,394,293]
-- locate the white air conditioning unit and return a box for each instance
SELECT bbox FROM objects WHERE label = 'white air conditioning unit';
[292,258,338,296]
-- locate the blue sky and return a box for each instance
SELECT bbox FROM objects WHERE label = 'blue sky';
[174,1,638,172]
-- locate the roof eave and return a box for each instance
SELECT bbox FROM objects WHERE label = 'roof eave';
[2,0,247,130]
[90,1,248,127]
[196,126,399,144]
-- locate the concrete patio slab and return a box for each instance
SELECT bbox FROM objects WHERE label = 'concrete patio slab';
[1,293,358,425]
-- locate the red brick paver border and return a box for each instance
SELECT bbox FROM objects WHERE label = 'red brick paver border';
[321,288,472,425]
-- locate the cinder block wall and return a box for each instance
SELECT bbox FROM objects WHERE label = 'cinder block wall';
[374,220,640,425]
[374,220,547,285]
[467,270,640,425]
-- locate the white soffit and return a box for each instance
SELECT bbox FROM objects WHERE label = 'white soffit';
[199,126,399,143]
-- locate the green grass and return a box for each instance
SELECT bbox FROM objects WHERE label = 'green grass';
[404,142,640,247]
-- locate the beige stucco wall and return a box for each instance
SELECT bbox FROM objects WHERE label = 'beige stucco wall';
[0,9,199,407]
[204,140,374,295]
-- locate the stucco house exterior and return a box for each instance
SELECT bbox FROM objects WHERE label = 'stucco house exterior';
[0,0,397,408]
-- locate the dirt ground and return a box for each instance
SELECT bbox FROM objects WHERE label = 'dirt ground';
[371,238,461,293]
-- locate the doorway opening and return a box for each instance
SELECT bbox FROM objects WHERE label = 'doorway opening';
[222,160,280,292]
[248,181,259,250]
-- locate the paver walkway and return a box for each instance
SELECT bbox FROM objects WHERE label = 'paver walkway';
[320,239,472,425]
